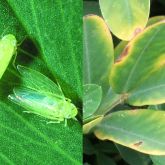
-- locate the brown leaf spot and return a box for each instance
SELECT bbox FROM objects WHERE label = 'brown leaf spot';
[133,141,143,147]
[116,46,130,63]
[160,19,165,23]
[128,109,139,115]
[134,28,142,36]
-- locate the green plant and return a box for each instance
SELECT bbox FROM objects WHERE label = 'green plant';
[0,1,82,164]
[83,0,165,164]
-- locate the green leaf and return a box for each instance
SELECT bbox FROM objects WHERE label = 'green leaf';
[95,87,121,115]
[83,84,102,120]
[83,116,103,134]
[0,1,25,41]
[147,16,165,27]
[83,15,114,94]
[0,101,81,164]
[149,104,165,111]
[83,1,101,16]
[150,156,165,165]
[0,1,25,80]
[94,141,118,154]
[114,41,128,61]
[7,0,82,102]
[116,144,150,165]
[83,15,116,117]
[0,1,82,164]
[99,0,150,40]
[0,63,82,164]
[96,152,116,165]
[110,22,165,106]
[149,104,165,165]
[95,110,165,155]
[114,15,165,62]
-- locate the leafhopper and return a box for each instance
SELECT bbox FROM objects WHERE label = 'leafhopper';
[8,66,78,126]
[0,34,17,79]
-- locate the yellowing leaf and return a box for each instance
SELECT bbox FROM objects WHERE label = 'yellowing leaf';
[110,22,165,106]
[95,110,165,155]
[99,0,150,40]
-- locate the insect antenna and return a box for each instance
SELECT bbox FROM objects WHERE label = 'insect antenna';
[56,80,64,94]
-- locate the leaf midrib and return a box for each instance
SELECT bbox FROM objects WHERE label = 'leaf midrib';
[102,124,165,147]
[131,84,165,97]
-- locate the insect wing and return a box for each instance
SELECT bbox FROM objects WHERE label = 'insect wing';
[8,87,64,120]
[0,34,17,79]
[17,65,64,98]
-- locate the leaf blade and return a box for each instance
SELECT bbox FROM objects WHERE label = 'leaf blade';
[7,0,82,101]
[0,101,81,164]
[83,84,102,119]
[95,110,165,155]
[83,15,114,94]
[99,0,150,40]
[110,22,165,106]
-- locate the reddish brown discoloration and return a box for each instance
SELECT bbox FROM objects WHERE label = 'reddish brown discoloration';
[133,141,143,147]
[160,19,165,23]
[116,46,130,63]
[128,109,139,115]
[133,28,142,38]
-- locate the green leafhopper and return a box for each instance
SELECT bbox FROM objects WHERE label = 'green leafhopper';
[0,34,17,79]
[8,66,78,126]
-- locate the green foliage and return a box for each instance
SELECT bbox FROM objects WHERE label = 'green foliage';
[116,144,150,165]
[83,0,165,164]
[111,22,165,106]
[0,0,82,164]
[6,0,82,101]
[9,66,78,126]
[0,102,81,164]
[99,0,150,40]
[83,84,102,120]
[83,15,114,93]
[95,110,165,155]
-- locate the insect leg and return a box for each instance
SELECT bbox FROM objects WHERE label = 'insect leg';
[47,117,64,124]
[17,35,28,46]
[12,51,17,69]
[72,117,78,121]
[23,111,33,114]
[46,120,61,124]
[64,118,67,127]
[56,81,64,94]
[12,35,27,69]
